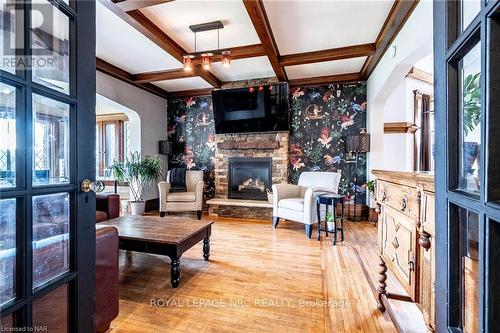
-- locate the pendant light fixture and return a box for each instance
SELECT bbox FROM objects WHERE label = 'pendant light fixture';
[183,21,232,71]
[201,53,213,70]
[222,51,231,68]
[183,55,194,72]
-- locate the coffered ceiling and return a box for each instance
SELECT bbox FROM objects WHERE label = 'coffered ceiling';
[96,0,420,98]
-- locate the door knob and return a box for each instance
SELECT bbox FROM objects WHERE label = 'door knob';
[81,179,105,193]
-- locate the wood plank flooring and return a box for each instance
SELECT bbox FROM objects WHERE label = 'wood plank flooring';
[108,216,396,333]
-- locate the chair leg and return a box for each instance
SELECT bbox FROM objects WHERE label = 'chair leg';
[305,224,312,239]
[273,216,279,228]
[160,212,165,217]
[197,210,202,220]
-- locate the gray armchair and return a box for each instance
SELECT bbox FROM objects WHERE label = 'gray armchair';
[272,170,342,238]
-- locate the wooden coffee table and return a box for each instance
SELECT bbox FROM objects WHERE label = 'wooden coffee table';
[101,215,213,288]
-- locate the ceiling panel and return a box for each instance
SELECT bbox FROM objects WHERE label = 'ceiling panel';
[285,57,367,79]
[210,56,275,82]
[96,1,181,74]
[153,77,213,91]
[140,0,261,53]
[263,0,394,55]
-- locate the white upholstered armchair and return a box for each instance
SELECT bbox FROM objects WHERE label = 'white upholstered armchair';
[272,170,342,238]
[158,170,204,220]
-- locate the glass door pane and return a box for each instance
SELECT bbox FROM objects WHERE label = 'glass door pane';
[33,94,70,186]
[0,83,16,188]
[32,284,68,332]
[461,0,481,32]
[32,193,70,289]
[0,198,16,306]
[456,206,479,332]
[458,43,481,194]
[31,0,70,94]
[0,0,19,74]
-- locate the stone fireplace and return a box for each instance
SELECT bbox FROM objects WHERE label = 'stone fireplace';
[208,132,289,219]
[228,157,272,200]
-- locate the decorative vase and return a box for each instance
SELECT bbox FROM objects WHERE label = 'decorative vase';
[463,142,479,173]
[130,201,146,215]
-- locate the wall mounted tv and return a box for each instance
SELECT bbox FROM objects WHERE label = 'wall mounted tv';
[212,83,289,134]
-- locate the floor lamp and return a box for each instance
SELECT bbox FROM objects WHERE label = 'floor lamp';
[346,130,370,221]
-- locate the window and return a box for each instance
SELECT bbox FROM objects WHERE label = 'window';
[95,113,129,178]
[414,90,435,171]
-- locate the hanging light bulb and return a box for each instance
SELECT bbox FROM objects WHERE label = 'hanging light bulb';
[221,51,231,68]
[201,53,213,71]
[183,55,194,72]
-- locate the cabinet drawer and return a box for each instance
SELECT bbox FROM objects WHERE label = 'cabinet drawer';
[377,180,420,221]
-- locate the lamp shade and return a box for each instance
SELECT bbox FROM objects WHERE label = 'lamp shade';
[346,133,370,153]
[159,140,172,155]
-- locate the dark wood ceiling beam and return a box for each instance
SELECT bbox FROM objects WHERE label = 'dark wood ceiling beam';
[115,0,174,12]
[360,0,420,79]
[133,44,267,83]
[98,0,222,88]
[167,88,214,98]
[279,43,376,67]
[243,0,287,81]
[192,44,266,65]
[126,9,222,87]
[288,72,362,87]
[132,68,197,83]
[96,57,169,98]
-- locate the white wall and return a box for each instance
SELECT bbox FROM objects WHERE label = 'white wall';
[96,94,142,155]
[366,0,433,176]
[96,71,168,200]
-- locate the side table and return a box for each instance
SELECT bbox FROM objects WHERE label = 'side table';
[316,193,346,245]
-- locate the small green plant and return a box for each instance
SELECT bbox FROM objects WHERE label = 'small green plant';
[325,212,334,222]
[111,152,162,203]
[366,180,375,194]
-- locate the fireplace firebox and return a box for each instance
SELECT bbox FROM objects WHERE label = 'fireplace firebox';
[228,157,272,200]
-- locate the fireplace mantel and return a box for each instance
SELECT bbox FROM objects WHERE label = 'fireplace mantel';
[217,140,280,150]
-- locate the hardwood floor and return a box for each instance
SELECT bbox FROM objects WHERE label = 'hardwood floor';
[108,215,396,332]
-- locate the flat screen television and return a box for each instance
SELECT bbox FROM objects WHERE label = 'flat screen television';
[212,83,289,134]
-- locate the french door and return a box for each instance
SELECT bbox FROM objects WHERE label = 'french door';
[0,0,96,331]
[434,0,500,332]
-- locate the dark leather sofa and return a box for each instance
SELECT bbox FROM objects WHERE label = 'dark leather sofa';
[96,193,120,222]
[95,193,120,332]
[96,225,119,333]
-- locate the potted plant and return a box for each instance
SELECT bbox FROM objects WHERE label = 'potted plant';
[325,212,335,231]
[462,72,481,173]
[111,152,162,215]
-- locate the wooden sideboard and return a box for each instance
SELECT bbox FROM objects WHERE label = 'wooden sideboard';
[371,169,435,332]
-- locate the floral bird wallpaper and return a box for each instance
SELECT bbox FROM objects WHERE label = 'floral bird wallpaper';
[289,82,367,204]
[167,81,368,204]
[167,96,217,199]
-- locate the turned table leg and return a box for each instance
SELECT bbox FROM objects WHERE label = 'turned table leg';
[377,255,388,312]
[170,257,181,288]
[203,237,210,261]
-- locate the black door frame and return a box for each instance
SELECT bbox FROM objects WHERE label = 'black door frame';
[434,0,500,331]
[0,0,96,331]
